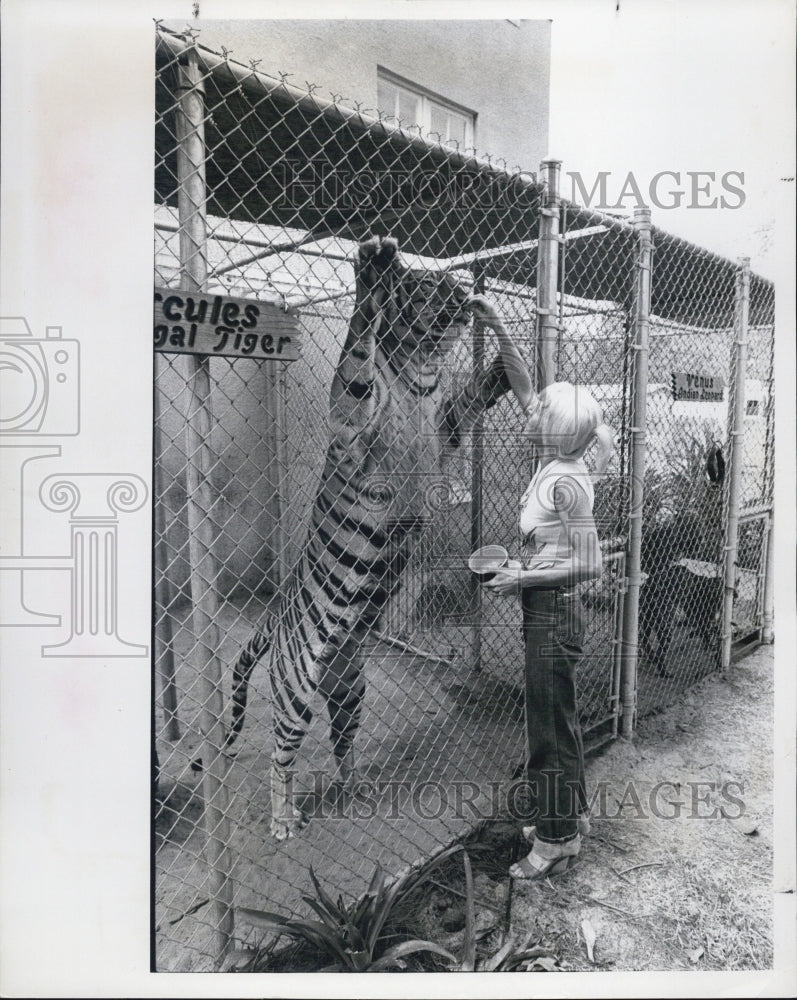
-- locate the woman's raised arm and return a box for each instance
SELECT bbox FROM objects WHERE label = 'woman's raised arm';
[468,294,535,414]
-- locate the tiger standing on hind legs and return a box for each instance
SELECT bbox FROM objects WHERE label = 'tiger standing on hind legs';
[219,236,531,840]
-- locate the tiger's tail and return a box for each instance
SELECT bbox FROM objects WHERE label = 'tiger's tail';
[224,624,272,752]
[189,624,271,773]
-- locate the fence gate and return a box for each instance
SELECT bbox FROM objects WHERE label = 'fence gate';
[634,237,737,714]
[731,277,775,647]
[152,25,775,973]
[628,239,775,719]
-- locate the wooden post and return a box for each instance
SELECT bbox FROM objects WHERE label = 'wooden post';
[720,258,750,670]
[174,45,234,967]
[620,208,653,738]
[535,158,561,390]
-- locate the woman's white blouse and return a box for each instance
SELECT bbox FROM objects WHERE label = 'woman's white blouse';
[519,457,595,560]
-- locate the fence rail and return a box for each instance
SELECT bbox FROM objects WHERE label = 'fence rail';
[152,24,775,972]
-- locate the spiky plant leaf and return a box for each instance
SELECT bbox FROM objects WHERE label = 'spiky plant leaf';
[461,851,476,972]
[235,906,295,931]
[301,895,345,929]
[235,908,349,967]
[341,908,367,955]
[366,861,385,896]
[345,948,371,972]
[367,939,458,972]
[369,842,466,953]
[352,862,386,932]
[308,865,345,923]
[350,890,377,930]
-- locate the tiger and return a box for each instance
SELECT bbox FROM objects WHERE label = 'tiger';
[219,236,513,840]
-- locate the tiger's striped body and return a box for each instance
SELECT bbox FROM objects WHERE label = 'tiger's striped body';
[227,237,510,838]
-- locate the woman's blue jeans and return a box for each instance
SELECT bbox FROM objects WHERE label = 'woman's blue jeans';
[520,586,587,844]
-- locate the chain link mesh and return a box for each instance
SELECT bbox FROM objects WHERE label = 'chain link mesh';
[152,25,776,971]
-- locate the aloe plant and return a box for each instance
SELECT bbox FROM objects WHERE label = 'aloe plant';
[236,846,465,972]
[232,843,564,974]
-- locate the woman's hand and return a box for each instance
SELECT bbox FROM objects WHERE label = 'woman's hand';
[469,295,534,413]
[468,294,505,331]
[484,565,524,596]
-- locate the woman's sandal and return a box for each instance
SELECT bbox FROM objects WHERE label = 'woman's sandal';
[509,852,574,880]
[509,834,581,881]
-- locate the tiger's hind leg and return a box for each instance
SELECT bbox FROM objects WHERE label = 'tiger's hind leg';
[268,657,315,841]
[268,640,366,838]
[320,639,367,793]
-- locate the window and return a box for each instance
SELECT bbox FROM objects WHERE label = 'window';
[745,399,760,417]
[377,70,475,149]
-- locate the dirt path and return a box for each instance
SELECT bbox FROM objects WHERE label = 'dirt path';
[503,644,774,971]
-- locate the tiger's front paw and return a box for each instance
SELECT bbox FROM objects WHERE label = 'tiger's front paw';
[356,236,400,287]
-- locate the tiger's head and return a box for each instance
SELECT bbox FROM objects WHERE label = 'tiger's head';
[381,266,473,364]
[355,237,473,372]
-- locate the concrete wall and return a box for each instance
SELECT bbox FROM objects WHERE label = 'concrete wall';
[166,18,551,170]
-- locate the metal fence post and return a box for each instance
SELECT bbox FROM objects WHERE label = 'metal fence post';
[721,258,751,670]
[536,158,561,389]
[760,513,775,643]
[620,207,653,738]
[469,262,487,671]
[153,428,180,742]
[174,45,234,966]
[262,360,286,590]
[760,328,775,644]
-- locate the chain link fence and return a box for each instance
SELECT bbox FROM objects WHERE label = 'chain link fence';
[153,26,553,971]
[631,238,775,715]
[152,25,776,972]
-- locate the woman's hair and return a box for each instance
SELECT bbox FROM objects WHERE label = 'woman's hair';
[530,381,615,475]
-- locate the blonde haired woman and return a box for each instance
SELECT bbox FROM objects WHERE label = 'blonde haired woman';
[469,296,613,880]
